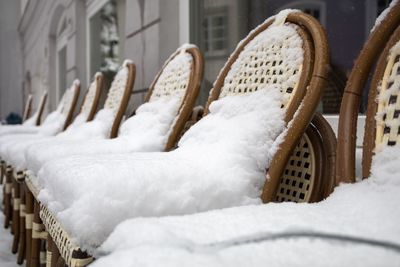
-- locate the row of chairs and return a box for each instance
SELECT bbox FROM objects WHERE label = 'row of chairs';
[0,3,399,266]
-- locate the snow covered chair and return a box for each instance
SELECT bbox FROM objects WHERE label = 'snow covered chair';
[11,73,103,264]
[37,10,328,267]
[27,46,203,267]
[2,84,79,230]
[90,6,400,266]
[337,1,400,183]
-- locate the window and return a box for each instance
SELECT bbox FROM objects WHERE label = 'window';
[203,9,228,57]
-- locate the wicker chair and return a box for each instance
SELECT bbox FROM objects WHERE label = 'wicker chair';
[37,11,327,267]
[12,74,103,265]
[3,82,80,261]
[3,85,78,229]
[38,46,203,267]
[337,3,400,183]
[25,62,136,267]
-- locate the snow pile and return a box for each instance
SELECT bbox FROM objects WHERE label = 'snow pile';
[26,97,182,174]
[36,87,285,251]
[59,109,115,140]
[91,146,400,267]
[22,112,39,126]
[36,110,66,136]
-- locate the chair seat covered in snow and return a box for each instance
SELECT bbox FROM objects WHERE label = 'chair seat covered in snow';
[28,46,203,267]
[21,64,134,267]
[2,83,80,227]
[36,10,329,267]
[88,4,400,267]
[7,73,103,264]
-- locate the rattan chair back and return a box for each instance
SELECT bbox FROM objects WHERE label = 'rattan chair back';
[79,72,103,122]
[35,91,48,126]
[143,45,203,150]
[60,80,81,130]
[337,3,400,183]
[103,61,136,138]
[22,94,33,122]
[202,11,329,202]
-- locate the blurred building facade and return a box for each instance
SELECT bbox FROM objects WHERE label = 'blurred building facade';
[0,0,392,120]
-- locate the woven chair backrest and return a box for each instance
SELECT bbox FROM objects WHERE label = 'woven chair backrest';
[22,94,33,122]
[337,2,400,182]
[144,45,203,150]
[79,73,103,122]
[60,80,80,130]
[104,60,136,138]
[201,10,329,202]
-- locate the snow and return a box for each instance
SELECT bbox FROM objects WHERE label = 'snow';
[36,87,285,253]
[25,96,182,174]
[371,0,399,33]
[90,146,400,267]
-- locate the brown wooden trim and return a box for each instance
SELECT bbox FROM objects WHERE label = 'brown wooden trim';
[336,2,400,183]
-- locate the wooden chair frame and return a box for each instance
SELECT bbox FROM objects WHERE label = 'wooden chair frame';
[337,3,400,183]
[22,95,33,122]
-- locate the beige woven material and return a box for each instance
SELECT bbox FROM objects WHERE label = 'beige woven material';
[149,50,193,103]
[376,42,400,149]
[40,204,93,267]
[61,85,78,116]
[104,62,130,111]
[80,74,100,116]
[13,198,20,210]
[218,24,302,110]
[275,133,315,202]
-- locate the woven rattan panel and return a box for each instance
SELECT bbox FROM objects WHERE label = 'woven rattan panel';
[80,79,98,116]
[275,133,315,202]
[376,44,400,148]
[104,65,129,111]
[219,24,303,109]
[40,204,93,267]
[149,51,193,102]
[61,88,76,116]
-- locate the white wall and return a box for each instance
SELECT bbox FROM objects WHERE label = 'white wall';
[0,0,23,120]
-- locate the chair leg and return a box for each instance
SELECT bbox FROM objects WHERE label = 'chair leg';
[25,185,34,267]
[4,167,13,229]
[12,177,21,254]
[31,199,42,267]
[17,183,26,264]
[40,240,47,267]
[56,256,65,267]
[49,237,60,267]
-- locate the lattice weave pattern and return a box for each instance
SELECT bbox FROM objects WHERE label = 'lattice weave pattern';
[376,42,400,149]
[40,205,93,267]
[104,65,129,111]
[150,51,193,103]
[275,133,315,202]
[80,79,98,116]
[219,24,303,109]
